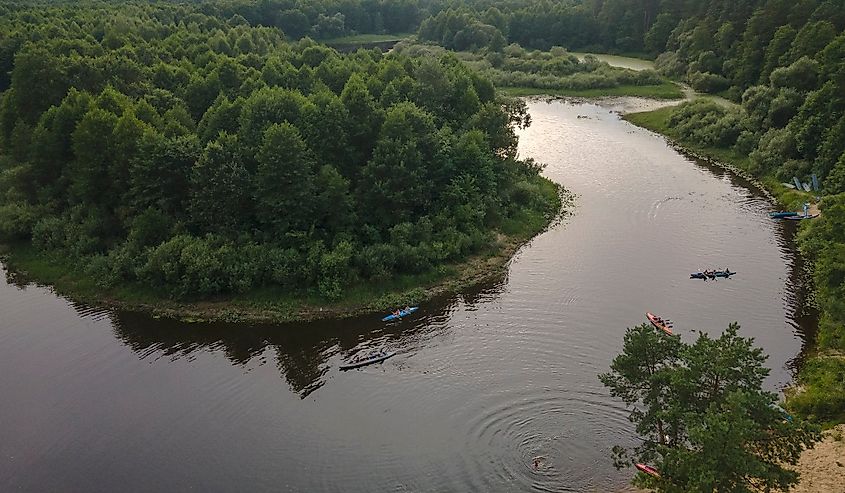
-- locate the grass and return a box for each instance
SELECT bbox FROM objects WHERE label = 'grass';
[786,356,845,427]
[1,175,563,324]
[322,33,412,45]
[498,82,683,100]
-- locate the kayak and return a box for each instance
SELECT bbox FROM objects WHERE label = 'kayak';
[783,213,819,221]
[339,351,395,370]
[381,306,418,321]
[646,312,673,335]
[690,270,736,279]
[635,463,660,478]
[769,211,799,218]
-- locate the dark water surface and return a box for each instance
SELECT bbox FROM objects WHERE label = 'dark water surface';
[0,99,814,492]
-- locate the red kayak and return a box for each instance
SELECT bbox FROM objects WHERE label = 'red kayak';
[635,463,660,478]
[646,312,673,335]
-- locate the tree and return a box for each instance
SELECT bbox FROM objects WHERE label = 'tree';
[189,133,252,236]
[340,73,382,168]
[358,102,437,228]
[69,107,118,206]
[10,46,68,124]
[254,122,316,239]
[129,132,200,218]
[600,323,821,492]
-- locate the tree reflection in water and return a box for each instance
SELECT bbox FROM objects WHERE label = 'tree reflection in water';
[105,280,508,398]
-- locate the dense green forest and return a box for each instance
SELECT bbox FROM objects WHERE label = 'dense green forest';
[0,0,559,303]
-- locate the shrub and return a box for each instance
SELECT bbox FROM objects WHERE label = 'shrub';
[789,357,845,423]
[31,216,68,252]
[733,130,760,155]
[0,202,38,241]
[749,127,796,176]
[687,71,730,93]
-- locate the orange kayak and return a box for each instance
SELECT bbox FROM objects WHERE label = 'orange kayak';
[635,463,660,478]
[646,312,673,335]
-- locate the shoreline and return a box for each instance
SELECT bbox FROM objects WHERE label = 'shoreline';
[621,102,845,489]
[1,185,571,325]
[622,106,818,211]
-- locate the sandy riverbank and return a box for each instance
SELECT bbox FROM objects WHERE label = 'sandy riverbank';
[617,425,845,493]
[787,425,845,493]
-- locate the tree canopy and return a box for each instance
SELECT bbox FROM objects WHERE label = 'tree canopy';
[601,323,821,492]
[0,0,559,301]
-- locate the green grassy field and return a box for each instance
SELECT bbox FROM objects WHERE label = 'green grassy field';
[323,33,412,44]
[499,82,684,100]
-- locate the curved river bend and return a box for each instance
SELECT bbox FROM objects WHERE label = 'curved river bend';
[0,99,813,492]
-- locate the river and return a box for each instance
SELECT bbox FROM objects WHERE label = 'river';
[0,98,814,492]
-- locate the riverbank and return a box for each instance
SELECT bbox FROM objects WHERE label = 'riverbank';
[784,424,845,493]
[499,83,683,100]
[1,180,569,324]
[621,101,845,490]
[623,106,816,211]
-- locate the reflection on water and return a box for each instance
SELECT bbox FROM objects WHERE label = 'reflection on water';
[0,99,816,493]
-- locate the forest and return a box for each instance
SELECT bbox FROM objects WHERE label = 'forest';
[0,0,559,302]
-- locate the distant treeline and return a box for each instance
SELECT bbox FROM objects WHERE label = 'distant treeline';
[0,1,558,300]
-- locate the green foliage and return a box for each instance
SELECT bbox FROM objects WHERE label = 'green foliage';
[255,122,316,238]
[667,100,744,149]
[688,71,730,94]
[770,57,820,92]
[0,202,37,240]
[189,133,251,236]
[789,357,845,424]
[0,1,558,303]
[601,323,822,492]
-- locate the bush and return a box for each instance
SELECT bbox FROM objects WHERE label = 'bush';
[31,216,68,252]
[824,154,845,194]
[654,51,686,77]
[267,246,305,287]
[733,130,759,155]
[789,357,845,423]
[687,71,730,93]
[127,208,174,248]
[318,240,354,300]
[668,99,744,147]
[139,234,239,297]
[0,202,38,241]
[770,56,820,92]
[749,127,796,175]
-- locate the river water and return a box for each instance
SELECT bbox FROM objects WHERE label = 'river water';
[0,99,814,492]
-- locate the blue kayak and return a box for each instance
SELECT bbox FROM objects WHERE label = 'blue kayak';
[382,306,418,321]
[769,211,799,218]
